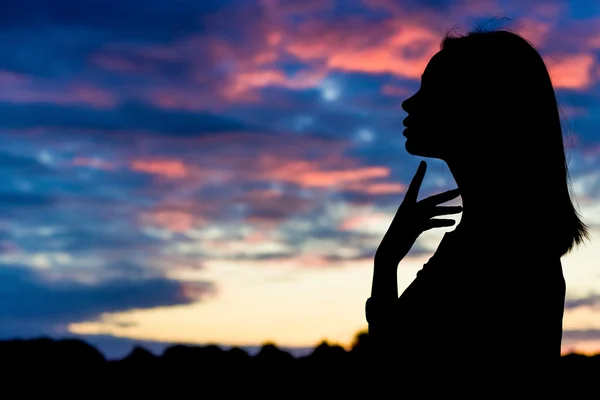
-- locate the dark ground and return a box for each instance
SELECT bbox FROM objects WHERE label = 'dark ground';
[0,333,597,395]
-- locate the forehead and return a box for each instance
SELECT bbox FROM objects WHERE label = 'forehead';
[422,51,449,79]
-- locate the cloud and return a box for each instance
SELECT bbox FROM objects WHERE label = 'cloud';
[563,329,600,341]
[286,22,440,80]
[91,32,328,108]
[0,101,258,134]
[72,157,118,171]
[130,159,192,179]
[0,263,215,336]
[121,132,408,234]
[73,0,600,120]
[547,54,596,90]
[565,293,600,309]
[1,124,409,279]
[80,0,447,110]
[0,74,117,109]
[140,209,198,233]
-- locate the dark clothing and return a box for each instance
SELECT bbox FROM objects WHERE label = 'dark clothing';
[368,227,565,376]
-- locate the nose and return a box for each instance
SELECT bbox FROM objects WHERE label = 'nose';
[401,93,415,113]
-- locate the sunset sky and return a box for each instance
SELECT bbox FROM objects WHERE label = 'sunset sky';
[0,0,599,359]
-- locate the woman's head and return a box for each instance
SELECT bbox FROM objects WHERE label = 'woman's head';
[401,27,588,256]
[402,29,557,161]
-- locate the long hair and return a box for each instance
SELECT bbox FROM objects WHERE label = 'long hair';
[439,27,588,257]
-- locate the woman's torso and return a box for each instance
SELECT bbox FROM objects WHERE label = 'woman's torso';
[394,227,566,368]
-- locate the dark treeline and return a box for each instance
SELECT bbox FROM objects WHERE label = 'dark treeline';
[0,331,598,372]
[0,332,598,395]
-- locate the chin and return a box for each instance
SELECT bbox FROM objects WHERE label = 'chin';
[404,139,445,160]
[404,138,427,156]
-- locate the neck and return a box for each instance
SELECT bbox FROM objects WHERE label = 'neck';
[446,157,513,232]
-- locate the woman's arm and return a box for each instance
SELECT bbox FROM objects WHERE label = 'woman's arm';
[371,257,399,300]
[366,161,462,365]
[367,258,401,363]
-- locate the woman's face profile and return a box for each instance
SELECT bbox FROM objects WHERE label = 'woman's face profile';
[401,51,461,161]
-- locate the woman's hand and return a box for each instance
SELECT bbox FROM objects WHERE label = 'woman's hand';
[375,160,462,268]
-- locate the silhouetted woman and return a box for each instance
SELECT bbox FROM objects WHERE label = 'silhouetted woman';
[367,28,588,382]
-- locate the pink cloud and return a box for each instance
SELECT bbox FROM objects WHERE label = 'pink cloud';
[0,81,118,109]
[68,84,118,109]
[243,215,283,230]
[346,182,407,195]
[513,19,552,48]
[148,88,213,111]
[339,212,389,232]
[87,2,446,108]
[86,0,600,114]
[223,68,327,102]
[284,19,440,80]
[126,132,404,196]
[112,132,407,233]
[236,188,316,224]
[382,83,411,97]
[588,33,600,49]
[137,197,218,233]
[0,70,30,85]
[94,31,327,108]
[200,35,328,102]
[130,159,192,179]
[257,155,392,189]
[546,54,596,90]
[140,209,198,232]
[244,231,268,243]
[528,1,565,19]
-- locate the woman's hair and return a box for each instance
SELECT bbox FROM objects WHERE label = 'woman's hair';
[438,25,589,257]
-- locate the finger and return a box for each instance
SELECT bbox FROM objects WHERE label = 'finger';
[405,161,427,202]
[422,218,456,231]
[429,205,463,217]
[420,187,460,207]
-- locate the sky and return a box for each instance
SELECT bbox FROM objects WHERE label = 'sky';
[0,0,599,359]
